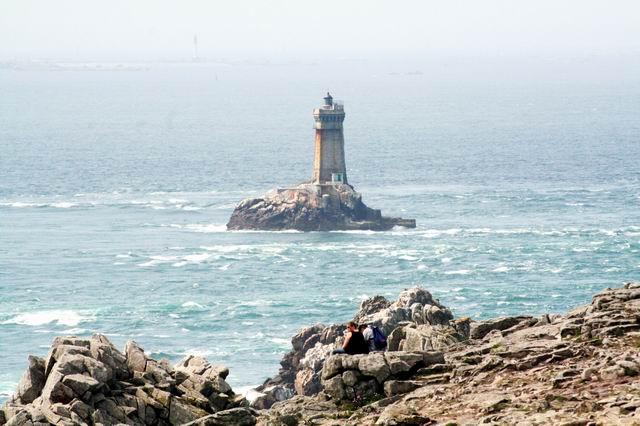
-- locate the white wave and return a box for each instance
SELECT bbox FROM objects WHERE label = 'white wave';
[443,269,471,275]
[235,300,274,308]
[184,224,228,233]
[219,263,231,271]
[329,230,377,235]
[398,255,419,261]
[181,301,204,309]
[184,253,211,263]
[138,255,177,267]
[270,337,291,347]
[51,202,76,208]
[3,310,93,327]
[0,202,40,208]
[492,266,511,273]
[61,327,87,334]
[572,247,594,252]
[239,387,264,403]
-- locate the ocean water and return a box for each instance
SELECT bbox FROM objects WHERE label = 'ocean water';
[1,59,639,400]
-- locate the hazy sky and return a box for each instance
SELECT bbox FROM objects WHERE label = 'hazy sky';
[1,0,639,60]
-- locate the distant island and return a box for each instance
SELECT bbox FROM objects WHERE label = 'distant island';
[227,93,416,231]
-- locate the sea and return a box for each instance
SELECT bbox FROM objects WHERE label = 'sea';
[1,57,639,400]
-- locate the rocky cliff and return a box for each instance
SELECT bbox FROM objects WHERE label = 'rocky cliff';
[226,183,416,231]
[260,282,640,425]
[0,336,256,425]
[3,282,640,425]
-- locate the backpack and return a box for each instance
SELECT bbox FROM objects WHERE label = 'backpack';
[371,326,387,350]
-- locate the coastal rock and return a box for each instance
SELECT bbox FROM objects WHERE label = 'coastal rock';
[2,334,246,425]
[260,281,640,425]
[470,316,535,340]
[14,356,46,404]
[183,407,258,425]
[259,286,459,400]
[227,183,415,232]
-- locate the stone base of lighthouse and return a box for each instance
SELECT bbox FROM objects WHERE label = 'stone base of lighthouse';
[226,183,416,231]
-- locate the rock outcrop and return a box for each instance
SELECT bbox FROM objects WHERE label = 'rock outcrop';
[260,282,640,425]
[226,183,415,231]
[254,286,464,410]
[4,282,640,425]
[1,335,256,426]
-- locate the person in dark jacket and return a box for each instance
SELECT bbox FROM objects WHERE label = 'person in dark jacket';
[332,321,369,355]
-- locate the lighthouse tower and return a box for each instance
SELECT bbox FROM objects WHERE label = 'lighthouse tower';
[312,93,347,184]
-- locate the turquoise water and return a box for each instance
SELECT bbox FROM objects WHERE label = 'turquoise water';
[1,61,639,399]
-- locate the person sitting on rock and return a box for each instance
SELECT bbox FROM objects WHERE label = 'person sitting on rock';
[332,321,369,355]
[359,324,376,352]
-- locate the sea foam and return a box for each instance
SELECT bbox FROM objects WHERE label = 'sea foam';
[3,310,93,327]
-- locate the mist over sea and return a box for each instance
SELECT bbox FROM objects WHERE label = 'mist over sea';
[1,58,639,399]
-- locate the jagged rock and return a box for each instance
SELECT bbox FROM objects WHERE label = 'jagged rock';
[358,353,391,383]
[91,333,130,380]
[470,316,534,340]
[176,355,230,381]
[353,296,392,324]
[250,385,293,410]
[61,374,100,397]
[384,352,423,375]
[227,183,415,232]
[322,376,346,400]
[2,334,245,426]
[259,396,339,425]
[293,368,319,397]
[169,398,208,424]
[375,405,434,425]
[15,356,46,404]
[383,380,422,397]
[125,340,149,373]
[6,282,640,426]
[183,408,258,425]
[398,324,464,351]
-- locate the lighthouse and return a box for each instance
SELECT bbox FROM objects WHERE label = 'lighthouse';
[312,93,347,184]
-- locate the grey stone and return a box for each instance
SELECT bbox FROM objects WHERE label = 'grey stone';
[424,305,453,326]
[169,397,208,425]
[41,370,75,404]
[383,380,422,397]
[125,340,148,373]
[62,374,100,397]
[183,407,257,426]
[90,334,129,380]
[15,356,46,404]
[470,316,534,340]
[384,352,424,375]
[322,376,346,401]
[358,353,391,383]
[321,355,343,380]
[294,368,320,396]
[342,370,360,387]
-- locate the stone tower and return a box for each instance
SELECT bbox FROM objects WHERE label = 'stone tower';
[312,92,347,184]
